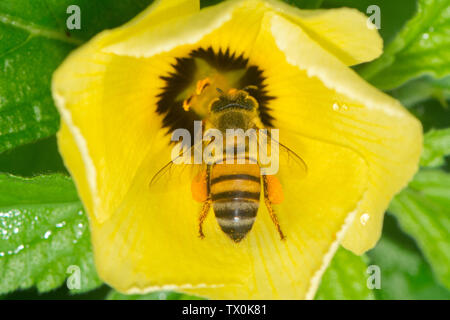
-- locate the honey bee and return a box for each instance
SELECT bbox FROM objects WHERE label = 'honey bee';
[151,87,307,242]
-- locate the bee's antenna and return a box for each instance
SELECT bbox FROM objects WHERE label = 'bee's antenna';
[216,87,224,95]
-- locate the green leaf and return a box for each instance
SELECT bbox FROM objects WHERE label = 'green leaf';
[0,174,101,295]
[0,136,67,176]
[107,290,183,300]
[200,0,224,8]
[388,169,450,289]
[420,128,450,167]
[0,0,153,154]
[315,247,375,300]
[107,290,204,300]
[358,0,450,90]
[282,0,324,9]
[409,98,450,133]
[389,75,450,108]
[368,215,450,299]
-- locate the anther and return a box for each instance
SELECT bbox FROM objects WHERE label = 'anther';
[196,78,211,95]
[182,96,193,111]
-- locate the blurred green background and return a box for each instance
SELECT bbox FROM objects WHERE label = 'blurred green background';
[0,0,449,300]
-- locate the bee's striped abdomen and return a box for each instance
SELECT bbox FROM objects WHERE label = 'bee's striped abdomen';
[210,164,261,242]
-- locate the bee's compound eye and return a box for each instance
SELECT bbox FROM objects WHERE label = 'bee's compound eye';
[244,98,256,110]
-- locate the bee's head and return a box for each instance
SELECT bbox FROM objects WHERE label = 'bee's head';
[208,87,259,131]
[210,87,258,112]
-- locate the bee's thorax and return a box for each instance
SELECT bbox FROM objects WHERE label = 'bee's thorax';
[216,111,251,132]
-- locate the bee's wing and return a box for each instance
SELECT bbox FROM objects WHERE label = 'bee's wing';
[256,128,308,179]
[148,140,206,193]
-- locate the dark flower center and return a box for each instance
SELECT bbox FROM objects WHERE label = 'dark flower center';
[156,47,274,140]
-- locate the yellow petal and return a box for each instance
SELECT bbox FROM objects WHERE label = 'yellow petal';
[127,0,200,26]
[101,0,382,66]
[100,0,253,58]
[98,0,200,54]
[57,121,94,215]
[53,43,171,223]
[250,12,422,254]
[265,0,383,65]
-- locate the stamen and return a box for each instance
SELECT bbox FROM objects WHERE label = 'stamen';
[196,78,211,95]
[183,78,212,112]
[182,96,193,111]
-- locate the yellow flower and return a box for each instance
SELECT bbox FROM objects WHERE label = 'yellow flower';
[52,0,422,299]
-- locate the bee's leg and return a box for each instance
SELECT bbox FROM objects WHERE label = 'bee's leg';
[262,175,286,240]
[198,165,212,239]
[198,198,211,239]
